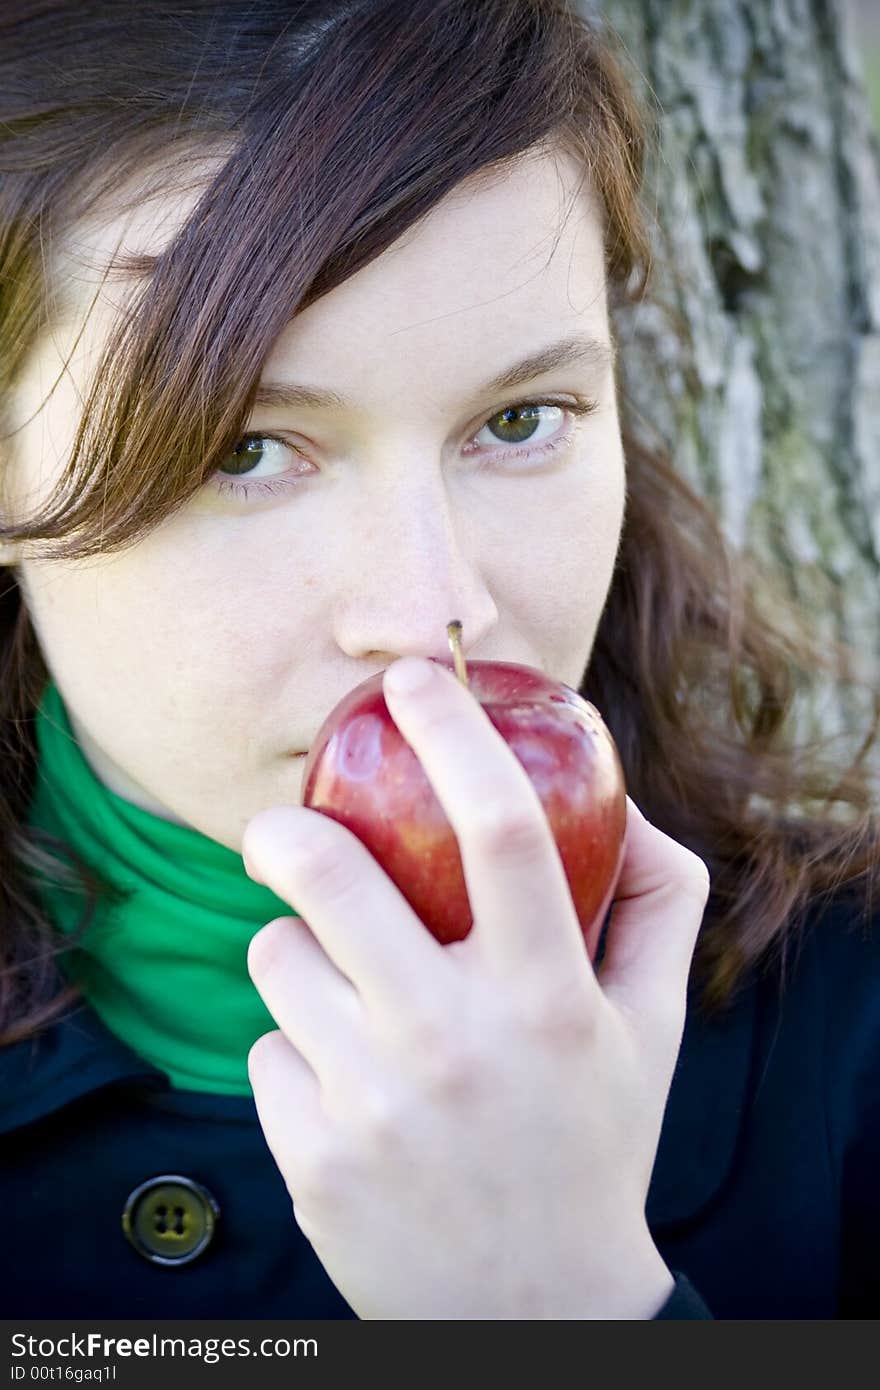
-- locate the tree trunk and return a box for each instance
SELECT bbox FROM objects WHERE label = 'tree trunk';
[578,0,880,772]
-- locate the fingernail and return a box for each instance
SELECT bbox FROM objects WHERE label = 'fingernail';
[384,657,436,696]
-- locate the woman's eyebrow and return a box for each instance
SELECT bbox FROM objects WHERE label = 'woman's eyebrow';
[252,332,616,412]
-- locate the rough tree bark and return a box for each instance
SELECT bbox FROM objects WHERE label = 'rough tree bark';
[577,0,880,778]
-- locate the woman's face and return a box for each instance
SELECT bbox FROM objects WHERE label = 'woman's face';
[2,147,626,852]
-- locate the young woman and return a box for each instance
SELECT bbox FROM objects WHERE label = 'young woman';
[1,0,877,1320]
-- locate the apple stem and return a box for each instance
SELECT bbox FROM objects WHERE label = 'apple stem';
[446,619,469,688]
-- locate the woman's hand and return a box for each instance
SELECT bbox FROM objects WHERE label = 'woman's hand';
[241,655,711,1320]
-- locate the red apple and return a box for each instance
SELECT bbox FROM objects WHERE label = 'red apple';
[301,656,627,963]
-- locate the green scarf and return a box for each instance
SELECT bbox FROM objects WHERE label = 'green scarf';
[25,680,301,1094]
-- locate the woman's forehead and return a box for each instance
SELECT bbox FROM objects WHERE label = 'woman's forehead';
[49,147,231,321]
[29,142,610,444]
[53,140,603,318]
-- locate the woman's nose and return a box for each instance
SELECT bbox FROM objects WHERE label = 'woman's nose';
[330,476,498,663]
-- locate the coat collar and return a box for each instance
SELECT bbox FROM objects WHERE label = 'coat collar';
[0,995,168,1136]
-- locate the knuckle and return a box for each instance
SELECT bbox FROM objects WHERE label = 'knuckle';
[353,1085,407,1154]
[402,992,485,1101]
[247,918,294,979]
[417,1035,482,1103]
[296,1135,357,1210]
[413,696,465,742]
[405,1007,452,1059]
[246,1027,284,1078]
[677,851,712,905]
[297,834,359,900]
[517,981,596,1048]
[466,802,547,860]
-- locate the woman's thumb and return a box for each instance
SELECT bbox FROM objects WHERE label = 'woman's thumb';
[596,796,711,1039]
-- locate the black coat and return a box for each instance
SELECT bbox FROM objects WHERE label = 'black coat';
[1,886,877,1320]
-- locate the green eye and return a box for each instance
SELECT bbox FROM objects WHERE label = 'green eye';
[217,434,305,481]
[488,405,544,444]
[219,435,274,477]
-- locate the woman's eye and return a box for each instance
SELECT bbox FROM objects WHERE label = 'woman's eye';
[475,402,564,450]
[465,397,596,466]
[217,435,298,480]
[210,398,595,502]
[210,434,312,500]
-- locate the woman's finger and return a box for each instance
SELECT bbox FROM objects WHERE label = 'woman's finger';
[247,914,372,1095]
[242,804,456,1026]
[382,656,592,989]
[248,1028,331,1196]
[597,797,711,1044]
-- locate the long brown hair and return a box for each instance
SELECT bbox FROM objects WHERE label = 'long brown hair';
[1,0,877,1045]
